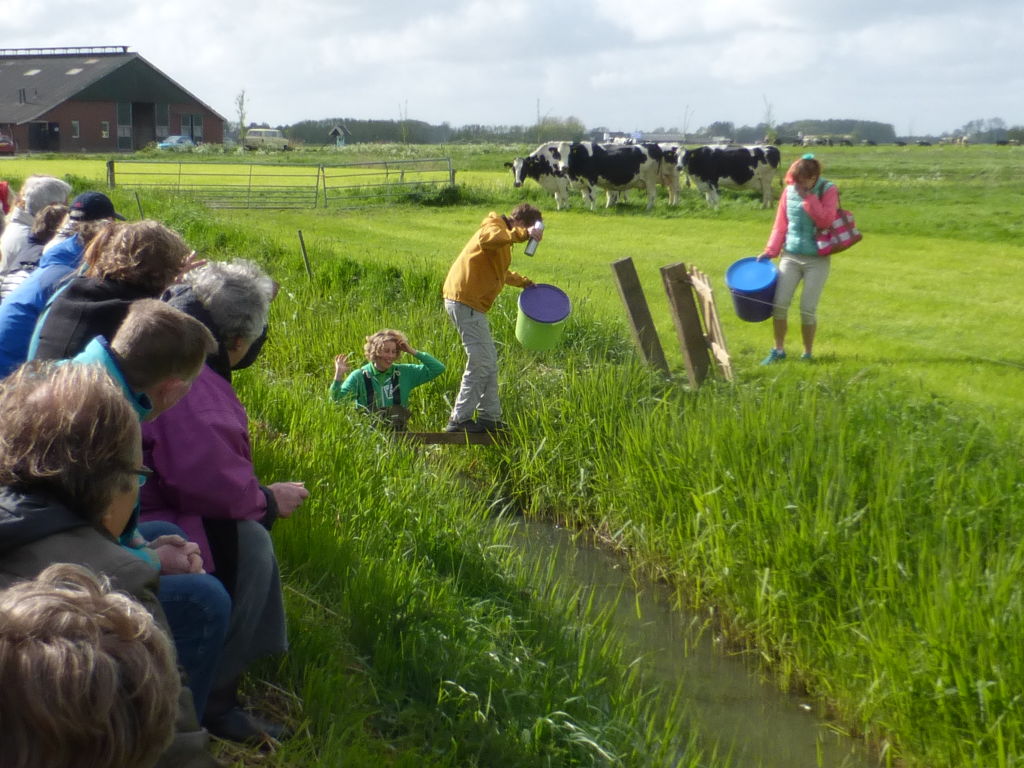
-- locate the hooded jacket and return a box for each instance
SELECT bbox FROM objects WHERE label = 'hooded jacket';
[0,234,84,377]
[0,487,218,768]
[31,274,152,362]
[442,212,531,312]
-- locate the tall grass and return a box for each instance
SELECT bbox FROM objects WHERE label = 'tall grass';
[138,194,720,767]
[11,144,1023,766]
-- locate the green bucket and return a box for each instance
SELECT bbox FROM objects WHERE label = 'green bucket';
[516,284,571,351]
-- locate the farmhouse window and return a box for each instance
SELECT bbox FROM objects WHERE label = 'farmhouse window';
[181,114,204,142]
[100,121,110,139]
[116,102,132,150]
[71,120,80,139]
[156,104,170,139]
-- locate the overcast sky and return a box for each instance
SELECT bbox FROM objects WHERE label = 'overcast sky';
[6,0,1022,136]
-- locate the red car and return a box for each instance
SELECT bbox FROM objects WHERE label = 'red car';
[0,134,15,155]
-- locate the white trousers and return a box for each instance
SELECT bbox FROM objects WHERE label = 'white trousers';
[445,299,501,422]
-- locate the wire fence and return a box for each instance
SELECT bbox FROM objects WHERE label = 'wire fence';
[107,157,455,210]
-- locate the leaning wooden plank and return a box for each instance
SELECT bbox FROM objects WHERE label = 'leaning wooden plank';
[610,258,669,375]
[661,262,710,389]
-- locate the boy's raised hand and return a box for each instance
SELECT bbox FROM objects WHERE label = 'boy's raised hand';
[333,353,351,381]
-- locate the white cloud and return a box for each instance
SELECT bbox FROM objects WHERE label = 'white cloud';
[2,0,1022,133]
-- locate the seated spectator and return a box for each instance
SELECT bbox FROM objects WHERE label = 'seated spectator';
[0,563,179,768]
[0,202,70,302]
[331,329,445,431]
[0,362,218,768]
[0,191,122,378]
[0,179,14,238]
[32,218,189,362]
[71,298,230,720]
[0,175,72,272]
[141,259,306,743]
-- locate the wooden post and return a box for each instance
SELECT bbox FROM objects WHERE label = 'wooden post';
[661,262,710,389]
[134,191,144,219]
[610,258,669,375]
[296,230,313,281]
[106,159,116,189]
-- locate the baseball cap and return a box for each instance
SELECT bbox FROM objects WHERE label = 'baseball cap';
[68,191,125,221]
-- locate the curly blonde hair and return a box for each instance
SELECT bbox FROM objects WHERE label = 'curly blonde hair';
[0,563,179,768]
[363,329,408,362]
[83,220,190,295]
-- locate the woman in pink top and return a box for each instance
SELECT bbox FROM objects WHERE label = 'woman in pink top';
[756,155,840,364]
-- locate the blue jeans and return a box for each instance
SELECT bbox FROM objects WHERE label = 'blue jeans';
[138,520,231,721]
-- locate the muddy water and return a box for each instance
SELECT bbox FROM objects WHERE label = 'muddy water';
[506,519,876,768]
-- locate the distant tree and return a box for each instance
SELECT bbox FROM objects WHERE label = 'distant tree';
[235,90,248,145]
[702,121,735,140]
[1007,126,1024,142]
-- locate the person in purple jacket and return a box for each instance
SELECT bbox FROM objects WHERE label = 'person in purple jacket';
[139,258,305,744]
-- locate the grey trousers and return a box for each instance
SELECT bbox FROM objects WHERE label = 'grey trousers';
[772,251,832,326]
[445,299,501,422]
[211,520,288,691]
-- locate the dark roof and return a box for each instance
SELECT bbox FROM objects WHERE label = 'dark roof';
[0,47,225,125]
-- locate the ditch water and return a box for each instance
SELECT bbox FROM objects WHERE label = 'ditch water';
[505,519,877,768]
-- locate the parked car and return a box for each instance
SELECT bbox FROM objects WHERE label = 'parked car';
[0,134,15,155]
[157,135,196,151]
[243,128,290,151]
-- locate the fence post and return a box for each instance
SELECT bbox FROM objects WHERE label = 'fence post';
[610,257,669,375]
[661,262,709,389]
[106,160,116,189]
[297,230,313,281]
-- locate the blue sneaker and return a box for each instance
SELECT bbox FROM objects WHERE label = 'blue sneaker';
[800,352,813,362]
[760,348,786,365]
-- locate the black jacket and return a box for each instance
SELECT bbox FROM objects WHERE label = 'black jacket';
[32,275,153,361]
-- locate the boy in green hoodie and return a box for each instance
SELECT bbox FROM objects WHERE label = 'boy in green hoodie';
[330,329,445,431]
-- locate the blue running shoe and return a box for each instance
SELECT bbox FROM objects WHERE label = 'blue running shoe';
[760,348,786,365]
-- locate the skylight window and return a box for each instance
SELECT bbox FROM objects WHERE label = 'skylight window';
[23,69,41,76]
[66,68,83,75]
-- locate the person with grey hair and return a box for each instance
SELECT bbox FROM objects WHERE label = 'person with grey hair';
[140,259,305,744]
[0,175,72,272]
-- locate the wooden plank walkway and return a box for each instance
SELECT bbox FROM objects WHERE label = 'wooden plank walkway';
[393,431,503,445]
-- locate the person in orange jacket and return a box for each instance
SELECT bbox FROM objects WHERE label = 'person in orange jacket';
[442,203,543,434]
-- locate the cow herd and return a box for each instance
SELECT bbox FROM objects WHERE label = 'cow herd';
[506,141,782,212]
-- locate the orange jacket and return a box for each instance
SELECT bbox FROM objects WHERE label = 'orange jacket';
[442,212,531,312]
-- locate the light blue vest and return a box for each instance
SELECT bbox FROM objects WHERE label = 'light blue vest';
[784,179,833,256]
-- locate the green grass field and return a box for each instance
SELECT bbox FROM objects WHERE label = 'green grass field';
[3,144,1023,767]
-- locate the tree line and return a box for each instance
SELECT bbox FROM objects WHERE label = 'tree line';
[274,115,1022,146]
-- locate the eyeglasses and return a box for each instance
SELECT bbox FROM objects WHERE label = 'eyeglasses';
[124,465,155,487]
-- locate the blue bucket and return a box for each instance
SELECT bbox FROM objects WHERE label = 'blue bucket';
[725,257,778,323]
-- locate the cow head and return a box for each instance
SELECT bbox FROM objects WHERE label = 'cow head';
[507,157,527,187]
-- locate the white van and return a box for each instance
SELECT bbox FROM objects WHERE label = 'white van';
[243,128,290,151]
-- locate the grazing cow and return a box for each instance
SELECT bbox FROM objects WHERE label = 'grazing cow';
[607,142,682,207]
[506,145,571,209]
[554,141,664,210]
[677,144,781,208]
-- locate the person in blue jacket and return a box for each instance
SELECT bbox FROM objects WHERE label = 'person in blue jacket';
[0,191,123,378]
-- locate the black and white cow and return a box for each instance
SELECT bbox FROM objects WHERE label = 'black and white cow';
[677,144,781,208]
[606,142,682,207]
[554,141,664,211]
[506,143,572,210]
